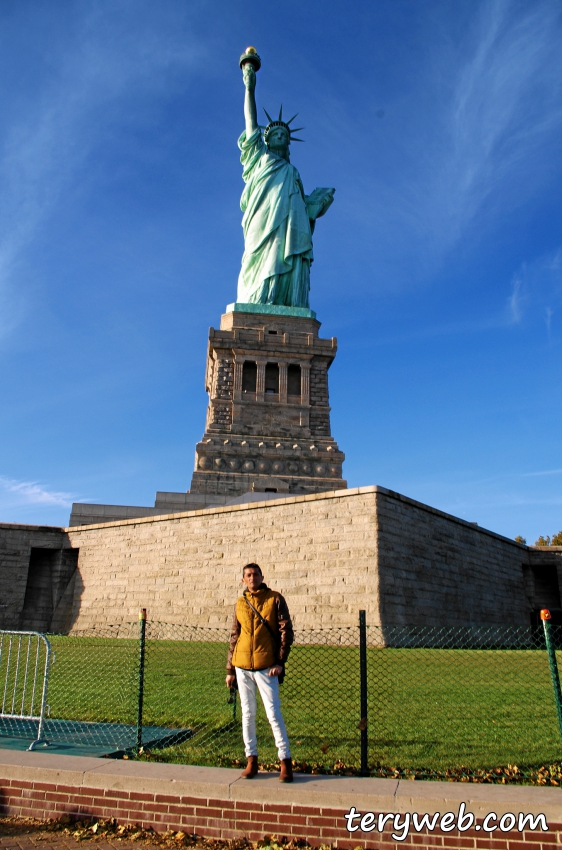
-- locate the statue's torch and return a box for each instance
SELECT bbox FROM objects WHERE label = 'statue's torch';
[239,46,261,71]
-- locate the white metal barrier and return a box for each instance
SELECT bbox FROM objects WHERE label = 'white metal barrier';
[0,630,52,750]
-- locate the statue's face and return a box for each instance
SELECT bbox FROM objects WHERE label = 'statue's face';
[267,126,289,154]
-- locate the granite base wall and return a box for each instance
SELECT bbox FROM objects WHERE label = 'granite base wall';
[375,490,532,627]
[2,486,560,631]
[64,488,380,631]
[0,524,74,631]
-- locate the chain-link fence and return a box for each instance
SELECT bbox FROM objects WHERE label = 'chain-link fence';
[1,615,562,783]
[0,625,140,752]
[366,623,562,780]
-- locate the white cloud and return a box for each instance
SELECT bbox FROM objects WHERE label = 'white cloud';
[0,476,74,508]
[507,273,523,324]
[0,2,208,342]
[429,0,562,255]
[522,468,562,478]
[332,0,562,291]
[545,306,553,342]
[506,248,562,330]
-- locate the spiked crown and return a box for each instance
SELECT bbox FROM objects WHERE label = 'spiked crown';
[263,106,304,144]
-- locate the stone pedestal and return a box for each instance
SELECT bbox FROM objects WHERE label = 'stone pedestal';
[189,306,346,497]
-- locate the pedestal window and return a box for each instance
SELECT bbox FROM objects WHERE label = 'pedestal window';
[265,362,280,395]
[242,361,257,392]
[287,364,301,399]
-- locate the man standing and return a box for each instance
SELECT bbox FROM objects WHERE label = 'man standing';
[226,563,294,782]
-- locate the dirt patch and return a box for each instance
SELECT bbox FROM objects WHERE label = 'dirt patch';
[0,817,318,850]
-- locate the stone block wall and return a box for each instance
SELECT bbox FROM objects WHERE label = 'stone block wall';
[0,524,74,630]
[64,488,380,631]
[190,310,346,498]
[375,489,531,627]
[68,492,231,527]
[309,357,331,437]
[3,487,561,633]
[60,486,556,632]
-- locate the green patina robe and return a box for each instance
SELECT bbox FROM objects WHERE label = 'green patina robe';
[237,128,314,308]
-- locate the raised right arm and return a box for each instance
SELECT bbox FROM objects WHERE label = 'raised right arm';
[242,63,258,137]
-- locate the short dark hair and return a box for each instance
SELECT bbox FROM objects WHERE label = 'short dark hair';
[243,563,262,575]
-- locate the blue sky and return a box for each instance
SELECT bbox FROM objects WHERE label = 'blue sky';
[0,0,561,543]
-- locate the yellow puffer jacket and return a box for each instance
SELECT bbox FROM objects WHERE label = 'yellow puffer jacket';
[228,585,293,672]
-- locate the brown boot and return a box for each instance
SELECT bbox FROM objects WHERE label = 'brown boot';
[279,758,293,783]
[241,755,259,779]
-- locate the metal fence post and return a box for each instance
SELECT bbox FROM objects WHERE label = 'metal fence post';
[137,608,147,753]
[541,609,562,741]
[359,609,368,775]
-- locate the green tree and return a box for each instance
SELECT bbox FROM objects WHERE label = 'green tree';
[514,535,527,544]
[552,531,562,546]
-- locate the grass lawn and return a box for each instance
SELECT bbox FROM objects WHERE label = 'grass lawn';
[31,635,562,774]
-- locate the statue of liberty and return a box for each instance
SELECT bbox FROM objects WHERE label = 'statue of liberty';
[237,48,335,309]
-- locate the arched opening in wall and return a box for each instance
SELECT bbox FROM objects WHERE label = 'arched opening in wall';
[265,362,279,394]
[287,364,301,399]
[242,361,257,393]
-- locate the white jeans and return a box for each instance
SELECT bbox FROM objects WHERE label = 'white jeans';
[235,667,291,760]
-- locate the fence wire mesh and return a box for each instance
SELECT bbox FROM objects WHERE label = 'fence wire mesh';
[1,618,561,783]
[366,625,562,781]
[0,625,139,751]
[141,623,236,763]
[47,626,139,750]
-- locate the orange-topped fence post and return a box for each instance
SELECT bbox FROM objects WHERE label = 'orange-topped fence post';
[541,608,562,741]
